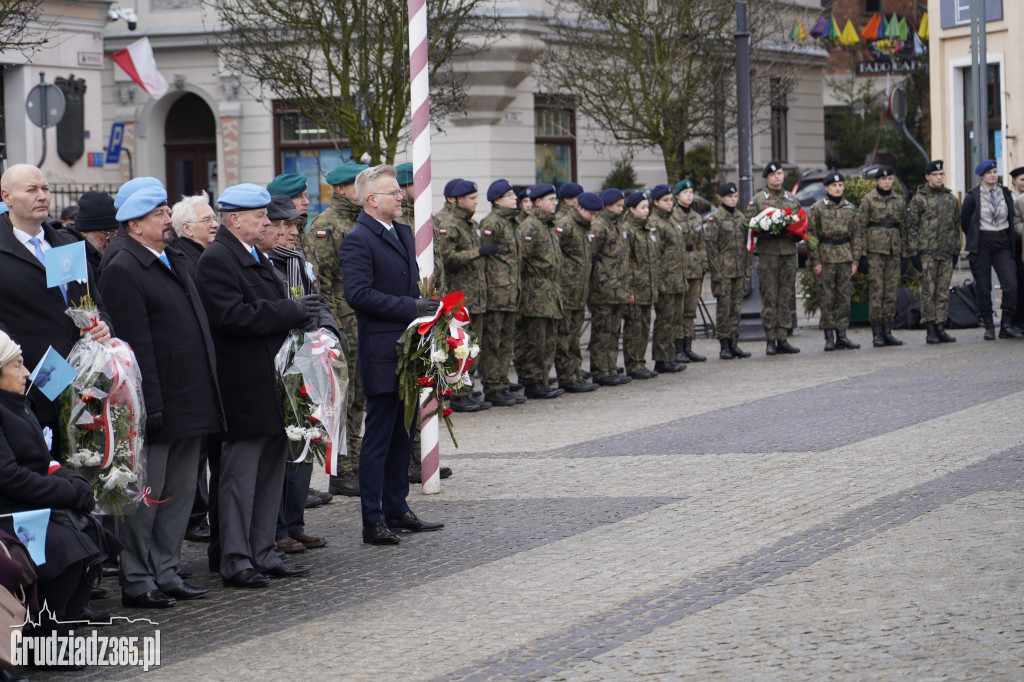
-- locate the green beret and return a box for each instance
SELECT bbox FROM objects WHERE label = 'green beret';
[266,173,308,198]
[396,162,414,187]
[673,179,693,195]
[326,163,368,187]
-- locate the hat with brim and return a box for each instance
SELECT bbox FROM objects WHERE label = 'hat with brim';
[75,191,119,232]
[266,173,308,198]
[267,195,303,221]
[218,183,273,212]
[116,185,169,222]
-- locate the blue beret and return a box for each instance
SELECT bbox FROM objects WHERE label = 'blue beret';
[396,162,414,187]
[975,159,997,176]
[762,160,784,178]
[217,183,272,212]
[325,163,367,186]
[599,188,623,206]
[113,177,162,210]
[558,182,583,199]
[529,183,556,200]
[487,179,513,202]
[266,173,307,198]
[650,184,673,200]
[115,184,168,221]
[718,182,738,196]
[443,179,462,197]
[624,190,646,209]
[448,179,477,198]
[673,179,693,194]
[577,191,603,212]
[824,171,844,185]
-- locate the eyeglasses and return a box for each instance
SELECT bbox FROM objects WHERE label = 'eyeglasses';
[101,229,117,238]
[370,189,405,200]
[188,216,217,225]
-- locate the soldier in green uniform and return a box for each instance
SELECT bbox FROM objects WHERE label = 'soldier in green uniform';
[554,190,600,392]
[648,184,686,374]
[907,160,961,344]
[306,163,366,496]
[623,190,659,379]
[516,189,532,227]
[806,171,860,351]
[708,182,752,360]
[267,172,312,253]
[672,179,708,362]
[516,184,565,399]
[555,182,582,220]
[588,189,633,387]
[852,165,908,347]
[747,161,801,355]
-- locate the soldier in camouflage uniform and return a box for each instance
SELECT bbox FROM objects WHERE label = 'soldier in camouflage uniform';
[672,179,708,362]
[587,189,633,387]
[306,163,366,496]
[907,160,961,344]
[623,191,659,379]
[806,171,860,351]
[747,161,801,355]
[707,183,752,360]
[852,165,908,347]
[648,184,686,374]
[516,189,532,227]
[554,191,600,392]
[516,184,565,399]
[555,182,582,220]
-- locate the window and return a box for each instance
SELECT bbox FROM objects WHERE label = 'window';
[273,101,352,218]
[534,95,576,189]
[769,79,789,163]
[864,0,881,13]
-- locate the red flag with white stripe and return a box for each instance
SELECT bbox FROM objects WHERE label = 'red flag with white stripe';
[110,37,169,100]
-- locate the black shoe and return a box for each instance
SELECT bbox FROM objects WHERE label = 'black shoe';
[673,339,690,363]
[872,323,885,347]
[506,388,528,404]
[765,340,778,356]
[485,390,520,406]
[628,367,657,380]
[508,382,524,392]
[363,521,401,544]
[999,323,1023,339]
[775,338,800,354]
[83,605,118,623]
[90,586,107,600]
[882,324,903,346]
[440,466,452,479]
[223,568,270,588]
[653,361,685,373]
[264,563,312,578]
[122,589,176,609]
[984,319,996,340]
[385,511,444,532]
[560,379,600,392]
[102,564,119,577]
[595,374,631,386]
[177,567,192,579]
[835,329,860,349]
[162,582,211,600]
[524,383,564,399]
[450,395,489,412]
[408,465,452,483]
[925,322,940,344]
[310,487,333,505]
[935,324,956,343]
[328,472,360,497]
[824,329,836,351]
[185,519,212,542]
[719,338,735,359]
[683,338,706,362]
[730,337,751,358]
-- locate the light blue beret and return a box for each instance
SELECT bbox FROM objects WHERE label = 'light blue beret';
[217,183,272,212]
[115,185,169,221]
[113,177,163,210]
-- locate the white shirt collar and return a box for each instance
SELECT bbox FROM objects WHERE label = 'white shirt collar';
[11,224,48,253]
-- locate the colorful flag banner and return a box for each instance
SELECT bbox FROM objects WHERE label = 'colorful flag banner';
[110,37,169,100]
[861,14,881,41]
[839,19,860,45]
[11,508,49,565]
[809,15,827,38]
[30,346,77,402]
[918,12,929,40]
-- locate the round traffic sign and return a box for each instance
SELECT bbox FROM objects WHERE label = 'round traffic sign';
[26,83,66,128]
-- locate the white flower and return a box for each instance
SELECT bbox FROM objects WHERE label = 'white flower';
[453,345,469,359]
[99,466,137,492]
[469,345,480,358]
[431,349,448,363]
[285,425,306,441]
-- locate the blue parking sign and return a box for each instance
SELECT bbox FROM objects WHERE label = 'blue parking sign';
[106,122,124,165]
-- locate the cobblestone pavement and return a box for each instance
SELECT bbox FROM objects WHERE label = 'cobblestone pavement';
[39,326,1024,680]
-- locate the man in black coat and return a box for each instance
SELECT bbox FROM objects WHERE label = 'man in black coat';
[196,183,322,588]
[339,165,444,545]
[67,191,118,274]
[100,183,225,608]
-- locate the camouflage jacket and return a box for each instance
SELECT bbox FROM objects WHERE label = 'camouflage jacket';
[853,188,908,258]
[588,209,631,305]
[554,207,593,310]
[706,206,752,280]
[907,183,961,258]
[672,204,708,279]
[746,186,801,256]
[437,202,487,313]
[806,195,856,266]
[625,211,659,306]
[307,192,361,319]
[649,204,686,295]
[518,206,563,319]
[479,205,521,312]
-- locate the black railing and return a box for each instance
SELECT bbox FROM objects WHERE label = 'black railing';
[48,183,123,219]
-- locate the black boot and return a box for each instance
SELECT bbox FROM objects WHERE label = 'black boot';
[872,323,885,347]
[673,339,690,363]
[823,329,836,351]
[765,339,778,356]
[999,322,1024,339]
[935,324,956,343]
[882,324,903,346]
[730,337,750,358]
[775,338,801,354]
[682,338,706,362]
[983,316,996,340]
[925,322,940,344]
[653,360,685,373]
[719,338,735,359]
[835,329,860,349]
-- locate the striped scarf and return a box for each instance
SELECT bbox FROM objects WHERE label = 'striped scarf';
[271,245,308,294]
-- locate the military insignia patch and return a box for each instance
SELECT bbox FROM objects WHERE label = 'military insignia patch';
[555,227,563,234]
[524,236,532,242]
[439,229,447,235]
[483,230,492,236]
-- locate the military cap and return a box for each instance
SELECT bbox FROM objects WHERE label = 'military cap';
[217,183,272,212]
[599,188,624,206]
[925,160,944,175]
[577,191,603,212]
[649,184,673,200]
[396,162,414,187]
[1010,166,1024,180]
[325,163,367,187]
[624,190,646,209]
[116,185,169,221]
[558,182,583,199]
[517,188,531,201]
[762,160,783,178]
[75,191,118,232]
[113,177,163,210]
[718,182,738,196]
[267,195,302,221]
[266,173,308,198]
[529,183,556,200]
[673,179,693,195]
[823,171,844,186]
[60,205,79,221]
[875,166,895,179]
[447,179,477,198]
[975,159,997,176]
[487,179,514,202]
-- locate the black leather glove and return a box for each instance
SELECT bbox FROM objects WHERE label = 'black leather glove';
[478,244,499,257]
[294,294,322,320]
[74,484,96,513]
[147,410,163,433]
[952,253,960,267]
[415,297,440,318]
[858,256,869,274]
[899,258,908,274]
[910,255,923,271]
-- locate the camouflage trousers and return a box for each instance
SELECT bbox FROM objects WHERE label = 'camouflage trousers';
[652,292,684,362]
[918,255,954,324]
[481,310,516,394]
[816,261,853,330]
[680,275,704,339]
[515,315,558,385]
[555,308,586,384]
[338,313,363,474]
[867,252,900,323]
[623,303,653,372]
[588,303,626,381]
[713,278,745,339]
[756,253,796,340]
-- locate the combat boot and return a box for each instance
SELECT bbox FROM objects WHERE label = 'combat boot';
[882,324,903,346]
[730,337,750,358]
[673,339,690,363]
[999,323,1024,339]
[823,329,836,351]
[835,329,860,349]
[682,338,706,362]
[653,360,685,373]
[983,316,995,340]
[719,338,735,359]
[765,339,778,356]
[925,322,940,344]
[935,324,956,343]
[775,338,800,354]
[872,323,885,347]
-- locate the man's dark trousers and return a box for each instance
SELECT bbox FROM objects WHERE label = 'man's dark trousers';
[360,393,412,524]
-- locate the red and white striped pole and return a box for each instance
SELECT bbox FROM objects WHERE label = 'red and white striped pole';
[408,0,440,494]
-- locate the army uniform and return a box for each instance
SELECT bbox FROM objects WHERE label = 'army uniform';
[806,195,857,332]
[908,182,960,338]
[554,207,593,385]
[747,187,801,342]
[707,207,752,343]
[516,205,563,388]
[852,186,908,337]
[623,210,659,374]
[479,204,522,395]
[673,203,708,343]
[649,203,686,368]
[588,209,631,383]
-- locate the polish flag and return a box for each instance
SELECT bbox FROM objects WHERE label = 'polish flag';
[110,37,169,100]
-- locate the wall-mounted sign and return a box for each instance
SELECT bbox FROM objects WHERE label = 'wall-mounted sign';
[940,0,1002,29]
[77,52,103,67]
[856,59,926,76]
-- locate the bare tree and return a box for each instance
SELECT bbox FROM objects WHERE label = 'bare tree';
[0,0,46,58]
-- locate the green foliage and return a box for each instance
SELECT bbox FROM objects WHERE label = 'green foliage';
[602,156,640,191]
[678,144,718,200]
[825,79,882,170]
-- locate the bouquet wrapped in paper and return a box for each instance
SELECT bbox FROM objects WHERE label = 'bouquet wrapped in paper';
[60,301,148,517]
[275,328,348,474]
[746,207,810,251]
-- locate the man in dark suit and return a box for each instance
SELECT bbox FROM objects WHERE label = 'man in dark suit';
[339,164,444,545]
[197,183,322,588]
[100,183,225,608]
